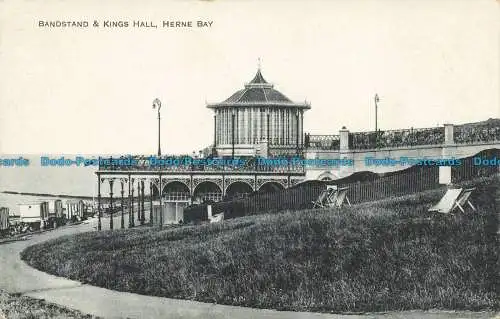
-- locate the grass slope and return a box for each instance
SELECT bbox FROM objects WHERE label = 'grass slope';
[21,177,500,313]
[0,289,100,319]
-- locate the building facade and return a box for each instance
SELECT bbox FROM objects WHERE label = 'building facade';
[207,69,310,157]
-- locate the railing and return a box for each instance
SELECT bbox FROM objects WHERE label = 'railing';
[349,127,445,150]
[98,156,306,173]
[451,148,500,183]
[184,181,325,222]
[454,126,500,144]
[195,192,223,202]
[338,165,439,203]
[184,148,500,222]
[307,135,340,150]
[163,192,190,201]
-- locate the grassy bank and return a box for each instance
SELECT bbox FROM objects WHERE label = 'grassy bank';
[0,289,99,319]
[21,177,499,313]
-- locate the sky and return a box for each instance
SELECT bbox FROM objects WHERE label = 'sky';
[0,0,499,155]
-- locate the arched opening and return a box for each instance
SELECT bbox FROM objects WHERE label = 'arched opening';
[193,181,223,203]
[317,171,338,181]
[225,182,253,200]
[258,181,285,193]
[163,181,190,201]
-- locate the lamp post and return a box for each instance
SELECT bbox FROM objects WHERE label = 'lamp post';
[374,94,380,147]
[153,98,162,156]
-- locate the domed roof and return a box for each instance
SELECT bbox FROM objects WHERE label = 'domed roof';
[207,69,310,109]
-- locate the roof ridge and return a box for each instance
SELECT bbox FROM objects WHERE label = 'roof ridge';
[249,69,268,84]
[235,88,248,103]
[262,87,269,102]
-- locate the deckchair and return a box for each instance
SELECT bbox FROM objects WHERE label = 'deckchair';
[210,212,224,223]
[428,187,476,214]
[452,187,476,213]
[328,187,351,208]
[312,189,331,208]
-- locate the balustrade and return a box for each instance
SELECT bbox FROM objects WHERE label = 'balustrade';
[454,126,500,144]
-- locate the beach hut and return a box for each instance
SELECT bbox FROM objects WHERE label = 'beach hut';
[0,207,9,236]
[18,202,49,230]
[66,199,85,221]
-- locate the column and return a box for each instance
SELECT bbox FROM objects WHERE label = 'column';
[226,109,229,145]
[277,109,281,144]
[130,179,135,227]
[109,179,114,230]
[149,181,153,226]
[299,110,304,146]
[137,180,141,223]
[128,175,132,228]
[120,179,125,229]
[237,108,245,144]
[266,111,270,145]
[243,108,248,144]
[214,114,217,146]
[222,109,226,144]
[444,123,454,145]
[257,108,261,143]
[216,110,221,146]
[339,127,354,177]
[340,127,350,151]
[97,174,101,231]
[140,180,145,225]
[159,176,163,229]
[442,124,455,184]
[295,110,300,154]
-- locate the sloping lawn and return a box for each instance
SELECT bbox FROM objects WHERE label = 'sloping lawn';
[21,177,499,313]
[0,289,99,319]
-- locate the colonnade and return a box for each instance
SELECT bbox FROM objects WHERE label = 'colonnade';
[214,107,304,146]
[96,176,159,231]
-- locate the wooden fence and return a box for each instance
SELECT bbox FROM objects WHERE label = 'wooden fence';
[452,148,500,183]
[337,165,440,204]
[184,148,500,220]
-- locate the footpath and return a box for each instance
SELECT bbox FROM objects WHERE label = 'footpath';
[0,217,497,319]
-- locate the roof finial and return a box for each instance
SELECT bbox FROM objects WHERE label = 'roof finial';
[257,57,262,70]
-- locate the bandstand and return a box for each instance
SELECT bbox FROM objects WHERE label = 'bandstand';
[95,68,311,229]
[94,67,500,230]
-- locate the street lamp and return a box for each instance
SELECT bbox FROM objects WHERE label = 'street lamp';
[374,94,380,147]
[375,94,379,133]
[153,98,162,156]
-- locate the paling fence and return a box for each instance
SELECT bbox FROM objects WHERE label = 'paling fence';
[337,165,440,204]
[184,181,325,222]
[184,148,500,220]
[452,148,500,183]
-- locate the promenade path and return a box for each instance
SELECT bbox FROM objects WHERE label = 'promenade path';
[0,217,497,319]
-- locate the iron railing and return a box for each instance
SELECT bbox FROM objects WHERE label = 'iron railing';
[454,126,500,144]
[307,135,340,150]
[98,156,306,173]
[349,127,445,150]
